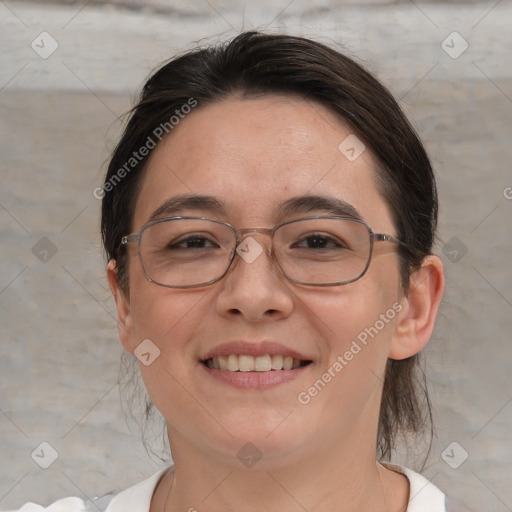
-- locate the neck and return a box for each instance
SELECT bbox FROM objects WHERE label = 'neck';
[151,431,409,512]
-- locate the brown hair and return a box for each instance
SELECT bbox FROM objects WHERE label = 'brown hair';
[102,31,437,461]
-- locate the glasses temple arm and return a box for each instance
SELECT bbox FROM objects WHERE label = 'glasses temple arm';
[374,233,410,248]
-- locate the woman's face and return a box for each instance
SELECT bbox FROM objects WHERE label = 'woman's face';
[115,95,407,467]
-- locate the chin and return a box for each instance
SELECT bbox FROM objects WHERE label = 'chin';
[197,413,314,468]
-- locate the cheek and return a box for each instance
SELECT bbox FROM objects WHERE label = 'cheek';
[130,287,209,349]
[126,249,206,341]
[300,275,401,396]
[297,287,401,423]
[305,275,400,349]
[131,289,212,423]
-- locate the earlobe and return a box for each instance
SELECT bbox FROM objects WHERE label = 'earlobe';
[389,255,444,360]
[107,259,136,354]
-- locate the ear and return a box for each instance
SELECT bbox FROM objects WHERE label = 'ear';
[389,255,444,360]
[107,259,136,354]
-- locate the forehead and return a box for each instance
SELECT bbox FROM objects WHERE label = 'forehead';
[134,95,393,230]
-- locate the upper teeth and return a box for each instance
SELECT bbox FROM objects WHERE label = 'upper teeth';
[205,354,302,372]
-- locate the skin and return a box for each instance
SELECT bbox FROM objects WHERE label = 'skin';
[108,95,444,512]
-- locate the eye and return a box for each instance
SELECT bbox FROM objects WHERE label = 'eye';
[294,234,347,250]
[169,234,219,249]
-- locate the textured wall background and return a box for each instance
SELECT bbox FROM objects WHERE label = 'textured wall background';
[1,0,511,510]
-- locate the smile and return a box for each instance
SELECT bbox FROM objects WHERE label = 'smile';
[203,354,311,372]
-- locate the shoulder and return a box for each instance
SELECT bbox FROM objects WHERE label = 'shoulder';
[3,497,90,511]
[5,468,169,512]
[382,463,475,512]
[383,462,446,511]
[104,467,169,512]
[4,496,116,512]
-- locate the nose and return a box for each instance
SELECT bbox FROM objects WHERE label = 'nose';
[215,233,295,323]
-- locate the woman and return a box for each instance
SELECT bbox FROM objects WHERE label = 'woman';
[13,31,469,511]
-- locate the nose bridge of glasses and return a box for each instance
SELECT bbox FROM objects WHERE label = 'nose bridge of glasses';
[235,226,274,236]
[231,227,276,263]
[235,227,274,246]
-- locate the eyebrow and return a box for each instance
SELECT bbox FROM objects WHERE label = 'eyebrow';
[148,194,228,222]
[147,193,362,223]
[274,195,362,223]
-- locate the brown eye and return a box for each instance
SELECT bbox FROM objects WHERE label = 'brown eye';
[170,236,218,249]
[294,234,345,250]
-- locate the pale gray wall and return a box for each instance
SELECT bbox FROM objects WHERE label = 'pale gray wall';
[1,0,511,510]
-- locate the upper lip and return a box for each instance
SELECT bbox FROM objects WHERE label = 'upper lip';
[200,341,312,362]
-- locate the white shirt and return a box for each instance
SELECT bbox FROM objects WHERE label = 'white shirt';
[5,464,470,511]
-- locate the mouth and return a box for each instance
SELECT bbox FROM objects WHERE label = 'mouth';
[202,354,312,372]
[199,341,313,389]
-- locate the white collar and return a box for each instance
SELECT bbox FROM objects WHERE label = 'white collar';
[382,463,446,511]
[104,467,168,512]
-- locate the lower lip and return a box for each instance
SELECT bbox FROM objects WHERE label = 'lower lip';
[200,363,311,389]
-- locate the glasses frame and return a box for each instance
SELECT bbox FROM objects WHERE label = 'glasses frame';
[120,215,409,289]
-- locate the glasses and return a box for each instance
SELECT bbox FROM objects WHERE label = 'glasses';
[120,216,408,288]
